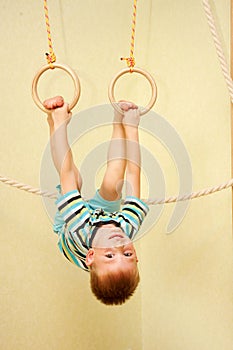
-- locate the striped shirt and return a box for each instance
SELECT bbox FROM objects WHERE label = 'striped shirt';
[54,189,149,272]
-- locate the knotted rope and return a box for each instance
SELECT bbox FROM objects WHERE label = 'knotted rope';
[1,0,233,205]
[44,0,56,67]
[121,0,137,71]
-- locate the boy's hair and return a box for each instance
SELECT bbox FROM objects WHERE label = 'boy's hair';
[90,267,140,305]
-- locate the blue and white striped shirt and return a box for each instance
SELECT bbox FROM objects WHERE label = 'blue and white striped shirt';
[54,189,149,272]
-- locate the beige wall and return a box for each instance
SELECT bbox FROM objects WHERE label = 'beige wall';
[1,1,232,349]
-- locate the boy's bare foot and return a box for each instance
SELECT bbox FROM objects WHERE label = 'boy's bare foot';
[119,101,138,112]
[44,96,71,127]
[43,96,64,110]
[122,102,140,128]
[114,100,138,123]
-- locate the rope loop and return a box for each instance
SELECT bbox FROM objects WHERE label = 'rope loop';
[45,52,56,67]
[121,56,136,71]
[121,0,137,71]
[44,0,56,68]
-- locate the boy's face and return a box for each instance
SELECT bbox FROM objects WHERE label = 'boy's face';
[86,224,138,273]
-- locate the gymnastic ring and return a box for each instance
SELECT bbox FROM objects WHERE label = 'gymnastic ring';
[108,67,157,116]
[32,63,81,113]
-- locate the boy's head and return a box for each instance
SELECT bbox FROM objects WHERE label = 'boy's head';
[86,223,140,305]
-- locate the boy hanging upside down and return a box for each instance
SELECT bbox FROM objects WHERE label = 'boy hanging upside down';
[44,96,149,305]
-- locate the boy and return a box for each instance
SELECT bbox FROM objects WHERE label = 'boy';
[44,96,149,305]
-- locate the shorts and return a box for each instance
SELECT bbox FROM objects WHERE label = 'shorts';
[53,186,121,233]
[87,189,121,213]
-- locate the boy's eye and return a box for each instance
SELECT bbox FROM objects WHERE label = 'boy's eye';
[105,254,114,258]
[124,252,133,257]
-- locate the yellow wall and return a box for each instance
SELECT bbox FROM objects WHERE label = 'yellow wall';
[0,1,232,349]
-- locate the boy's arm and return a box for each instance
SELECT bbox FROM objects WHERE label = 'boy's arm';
[46,100,79,194]
[123,109,141,198]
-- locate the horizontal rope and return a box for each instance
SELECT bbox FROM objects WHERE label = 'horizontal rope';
[1,175,232,205]
[0,176,57,200]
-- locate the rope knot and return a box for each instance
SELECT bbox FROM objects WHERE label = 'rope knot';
[45,52,56,67]
[121,56,135,71]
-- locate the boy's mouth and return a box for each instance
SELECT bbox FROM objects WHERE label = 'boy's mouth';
[109,233,124,240]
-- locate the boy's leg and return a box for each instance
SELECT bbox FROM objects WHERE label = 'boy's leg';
[99,102,138,201]
[98,108,126,201]
[123,108,141,198]
[45,96,82,193]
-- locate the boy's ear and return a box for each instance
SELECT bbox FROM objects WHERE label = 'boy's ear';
[85,248,95,266]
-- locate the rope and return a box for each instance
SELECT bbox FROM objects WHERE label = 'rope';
[44,0,56,67]
[0,176,57,200]
[1,175,233,205]
[145,178,233,205]
[1,0,233,206]
[121,0,137,71]
[202,0,233,102]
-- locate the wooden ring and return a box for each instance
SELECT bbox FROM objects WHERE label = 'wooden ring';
[108,67,157,115]
[32,63,81,113]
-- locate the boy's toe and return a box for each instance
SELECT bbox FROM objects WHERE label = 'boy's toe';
[43,96,64,109]
[118,101,138,111]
